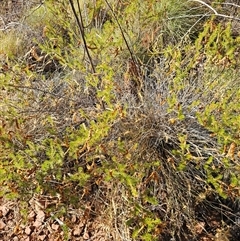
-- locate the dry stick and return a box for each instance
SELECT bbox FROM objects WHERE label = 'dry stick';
[104,0,144,103]
[68,0,96,74]
[190,0,240,21]
[68,0,105,109]
[222,2,240,8]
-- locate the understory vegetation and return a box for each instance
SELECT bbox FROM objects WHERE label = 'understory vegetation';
[0,0,240,240]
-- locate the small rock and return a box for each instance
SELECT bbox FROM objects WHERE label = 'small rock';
[0,220,6,230]
[51,223,59,231]
[25,226,32,235]
[71,214,77,223]
[0,205,10,217]
[83,231,89,240]
[36,210,45,222]
[73,225,83,236]
[39,234,46,241]
[20,235,30,241]
[28,211,36,221]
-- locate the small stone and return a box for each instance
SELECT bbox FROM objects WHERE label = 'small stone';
[36,210,45,222]
[22,237,30,241]
[0,205,9,217]
[39,234,46,241]
[51,223,59,231]
[28,211,36,221]
[33,219,42,228]
[73,225,82,236]
[83,231,89,240]
[0,220,6,230]
[25,226,32,235]
[71,215,77,223]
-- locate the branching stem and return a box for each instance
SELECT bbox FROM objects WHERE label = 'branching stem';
[190,0,240,21]
[68,0,96,74]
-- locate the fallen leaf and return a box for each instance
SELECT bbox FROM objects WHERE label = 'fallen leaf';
[226,142,236,160]
[194,221,205,234]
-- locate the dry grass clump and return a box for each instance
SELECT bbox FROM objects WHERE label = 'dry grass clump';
[101,34,240,239]
[0,2,53,60]
[0,29,28,58]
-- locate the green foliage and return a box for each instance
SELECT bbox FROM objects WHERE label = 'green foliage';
[1,0,240,240]
[196,19,240,65]
[131,213,161,241]
[156,18,240,200]
[106,157,139,197]
[198,85,240,145]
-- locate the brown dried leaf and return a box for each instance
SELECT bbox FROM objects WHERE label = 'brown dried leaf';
[226,142,236,160]
[13,223,21,235]
[215,228,230,241]
[194,221,205,234]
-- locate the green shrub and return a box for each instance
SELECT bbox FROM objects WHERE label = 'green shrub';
[1,1,240,240]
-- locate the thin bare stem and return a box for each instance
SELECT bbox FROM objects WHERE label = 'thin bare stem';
[68,0,96,74]
[104,0,140,71]
[190,0,240,21]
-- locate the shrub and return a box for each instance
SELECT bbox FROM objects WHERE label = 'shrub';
[1,1,240,240]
